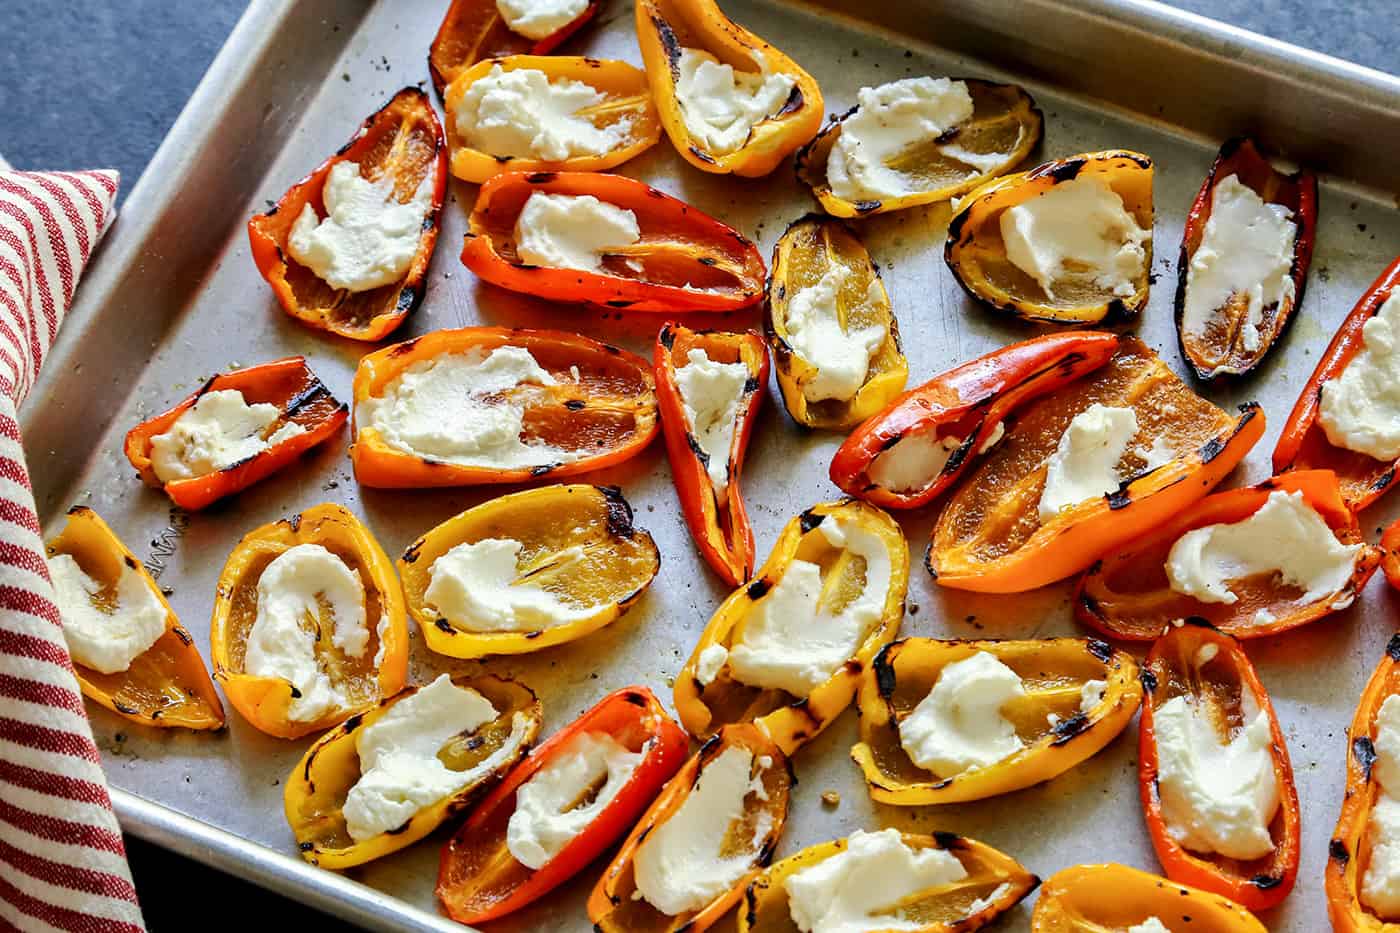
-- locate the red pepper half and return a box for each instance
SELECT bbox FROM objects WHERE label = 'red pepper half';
[124,357,347,511]
[830,332,1121,509]
[462,171,766,312]
[1138,622,1301,911]
[428,0,601,95]
[654,324,768,585]
[1078,469,1381,641]
[437,686,688,924]
[247,88,447,341]
[1273,256,1400,510]
[1175,137,1318,379]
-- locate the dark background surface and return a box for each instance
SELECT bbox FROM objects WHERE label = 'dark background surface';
[0,0,1393,928]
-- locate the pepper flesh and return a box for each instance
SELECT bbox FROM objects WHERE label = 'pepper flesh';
[209,503,409,740]
[655,324,768,586]
[796,79,1042,218]
[1138,622,1301,911]
[1175,136,1318,379]
[398,484,660,659]
[351,326,658,489]
[461,171,766,312]
[436,686,688,923]
[830,332,1120,508]
[766,215,907,430]
[740,830,1038,932]
[635,0,822,177]
[1031,863,1269,932]
[1273,256,1400,511]
[929,338,1262,592]
[285,674,540,870]
[1327,634,1400,932]
[1383,517,1400,593]
[123,356,347,512]
[944,150,1154,323]
[674,500,908,755]
[246,87,446,341]
[851,637,1141,805]
[588,724,791,933]
[428,0,601,95]
[444,55,661,183]
[45,507,223,731]
[1077,469,1380,641]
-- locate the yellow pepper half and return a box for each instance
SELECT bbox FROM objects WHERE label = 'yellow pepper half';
[945,150,1154,324]
[740,830,1038,932]
[45,507,224,730]
[767,216,908,431]
[444,55,661,183]
[284,674,540,870]
[675,499,908,755]
[635,0,822,176]
[209,503,409,740]
[398,484,660,660]
[1032,863,1269,932]
[796,78,1042,218]
[852,637,1141,805]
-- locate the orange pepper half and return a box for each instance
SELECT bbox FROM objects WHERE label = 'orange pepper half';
[655,324,768,586]
[1383,517,1400,592]
[928,337,1262,593]
[247,87,447,341]
[1138,622,1301,911]
[1032,863,1268,932]
[1273,256,1400,511]
[123,356,347,512]
[1175,136,1318,380]
[351,326,658,488]
[437,686,688,924]
[428,0,601,95]
[209,503,408,740]
[1077,469,1381,641]
[461,171,767,312]
[830,332,1120,509]
[45,507,223,730]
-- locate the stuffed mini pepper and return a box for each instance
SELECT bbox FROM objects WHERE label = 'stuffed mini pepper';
[429,0,602,94]
[1033,863,1268,932]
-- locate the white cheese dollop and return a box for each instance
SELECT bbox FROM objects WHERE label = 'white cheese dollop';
[244,543,368,723]
[784,264,885,403]
[359,345,568,469]
[149,389,305,484]
[288,161,433,292]
[784,827,968,933]
[868,422,1004,495]
[1080,678,1107,713]
[675,348,749,495]
[695,642,729,687]
[633,744,770,916]
[454,65,628,161]
[674,49,795,156]
[1153,692,1280,860]
[495,0,587,40]
[826,77,981,203]
[506,730,642,869]
[1363,694,1400,918]
[1165,489,1362,606]
[514,191,640,272]
[1128,920,1172,933]
[47,554,166,675]
[1000,174,1149,301]
[425,538,589,633]
[343,673,531,841]
[1182,174,1297,354]
[1319,292,1400,461]
[898,650,1026,776]
[1037,403,1139,521]
[727,518,891,697]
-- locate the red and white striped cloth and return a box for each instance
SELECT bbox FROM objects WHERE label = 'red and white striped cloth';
[0,163,145,932]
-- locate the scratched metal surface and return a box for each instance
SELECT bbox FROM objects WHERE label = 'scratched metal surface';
[21,0,1400,930]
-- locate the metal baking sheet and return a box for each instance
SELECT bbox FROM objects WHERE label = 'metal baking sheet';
[22,0,1400,929]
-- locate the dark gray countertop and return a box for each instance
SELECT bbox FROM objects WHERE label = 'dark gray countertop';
[0,1,1393,928]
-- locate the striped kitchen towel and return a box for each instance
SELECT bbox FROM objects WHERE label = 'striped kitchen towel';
[0,165,145,932]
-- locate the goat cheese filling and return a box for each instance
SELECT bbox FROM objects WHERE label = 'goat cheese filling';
[1165,489,1362,606]
[425,537,590,633]
[899,650,1025,776]
[288,161,434,292]
[674,49,795,156]
[1037,403,1139,521]
[675,348,749,496]
[1128,920,1172,933]
[48,554,166,675]
[1363,694,1400,918]
[495,0,588,40]
[454,65,628,161]
[149,389,304,484]
[784,264,885,402]
[868,422,1005,494]
[695,642,729,687]
[1319,292,1400,461]
[513,191,640,272]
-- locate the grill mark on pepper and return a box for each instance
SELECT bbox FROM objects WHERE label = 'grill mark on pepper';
[1250,874,1282,890]
[1331,839,1350,864]
[932,830,963,850]
[434,618,455,634]
[688,145,718,165]
[600,485,636,538]
[653,15,682,72]
[799,509,825,534]
[1375,469,1396,492]
[282,381,331,419]
[1198,436,1226,463]
[605,300,635,308]
[1140,667,1158,693]
[746,578,772,600]
[658,326,676,350]
[1356,736,1378,779]
[530,463,557,477]
[854,199,882,214]
[526,172,557,184]
[172,627,194,647]
[1107,485,1132,510]
[1052,713,1090,744]
[1388,632,1400,661]
[1087,638,1113,662]
[1029,157,1086,182]
[873,642,900,699]
[389,337,421,357]
[395,284,420,313]
[564,398,586,411]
